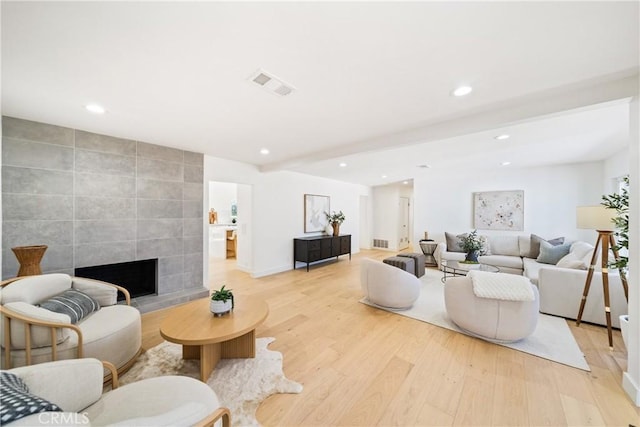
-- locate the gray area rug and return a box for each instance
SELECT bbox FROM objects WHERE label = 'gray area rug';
[359,269,590,371]
[119,337,303,426]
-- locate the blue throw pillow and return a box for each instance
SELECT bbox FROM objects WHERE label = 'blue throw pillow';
[38,289,100,324]
[537,241,571,265]
[0,372,62,424]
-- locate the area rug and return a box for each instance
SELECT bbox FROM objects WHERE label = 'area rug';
[119,337,303,426]
[359,269,590,371]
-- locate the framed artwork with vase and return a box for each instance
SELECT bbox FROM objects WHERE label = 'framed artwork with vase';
[304,194,330,233]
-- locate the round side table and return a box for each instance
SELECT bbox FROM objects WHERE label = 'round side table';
[419,240,438,267]
[11,245,48,276]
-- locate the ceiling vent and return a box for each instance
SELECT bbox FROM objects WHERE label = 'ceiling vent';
[249,69,296,97]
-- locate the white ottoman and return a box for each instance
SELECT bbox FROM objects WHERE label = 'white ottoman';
[361,258,421,310]
[444,274,539,342]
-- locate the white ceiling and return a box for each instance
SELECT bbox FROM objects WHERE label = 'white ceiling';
[2,1,638,186]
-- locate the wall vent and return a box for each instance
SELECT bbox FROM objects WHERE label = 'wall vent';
[248,69,296,97]
[373,239,389,249]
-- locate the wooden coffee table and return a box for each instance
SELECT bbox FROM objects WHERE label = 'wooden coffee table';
[160,295,269,381]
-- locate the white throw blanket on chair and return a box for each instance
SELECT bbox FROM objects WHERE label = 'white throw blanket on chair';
[468,270,535,301]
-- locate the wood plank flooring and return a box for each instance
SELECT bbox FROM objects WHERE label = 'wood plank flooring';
[141,250,639,426]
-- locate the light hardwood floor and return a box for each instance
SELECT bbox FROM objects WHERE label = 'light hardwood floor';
[141,250,639,426]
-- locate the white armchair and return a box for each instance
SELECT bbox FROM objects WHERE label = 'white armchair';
[4,358,231,426]
[361,258,421,309]
[0,274,141,376]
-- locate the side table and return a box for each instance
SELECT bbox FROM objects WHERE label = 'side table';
[11,245,48,276]
[419,240,438,267]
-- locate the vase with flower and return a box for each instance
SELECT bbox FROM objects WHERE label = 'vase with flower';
[325,210,346,236]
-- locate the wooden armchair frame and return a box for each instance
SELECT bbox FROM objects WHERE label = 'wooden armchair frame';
[1,276,135,372]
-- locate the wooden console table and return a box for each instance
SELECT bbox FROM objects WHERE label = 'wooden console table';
[293,235,351,271]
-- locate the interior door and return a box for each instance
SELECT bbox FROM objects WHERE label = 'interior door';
[399,197,410,250]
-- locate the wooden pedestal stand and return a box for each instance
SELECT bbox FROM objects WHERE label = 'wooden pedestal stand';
[11,245,48,276]
[575,231,629,350]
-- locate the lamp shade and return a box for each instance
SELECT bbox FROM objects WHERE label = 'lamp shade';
[576,206,616,231]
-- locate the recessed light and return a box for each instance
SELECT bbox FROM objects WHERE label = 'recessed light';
[495,134,510,140]
[381,175,387,178]
[260,148,270,155]
[403,181,409,185]
[339,162,347,167]
[501,161,511,166]
[85,104,105,114]
[452,86,472,97]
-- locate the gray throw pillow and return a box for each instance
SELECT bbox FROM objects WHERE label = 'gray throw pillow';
[445,232,466,253]
[38,289,100,324]
[529,234,565,258]
[537,241,571,265]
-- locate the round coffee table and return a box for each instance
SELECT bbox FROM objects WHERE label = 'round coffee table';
[441,259,500,282]
[160,295,269,381]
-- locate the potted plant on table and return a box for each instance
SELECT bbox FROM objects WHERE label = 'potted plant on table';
[458,230,487,263]
[210,285,234,316]
[325,210,346,236]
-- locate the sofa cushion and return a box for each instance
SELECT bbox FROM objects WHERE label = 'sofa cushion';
[445,232,465,253]
[1,274,72,305]
[555,242,593,270]
[487,236,520,257]
[477,255,524,270]
[38,289,100,324]
[0,372,62,424]
[537,241,571,265]
[72,278,118,307]
[529,234,564,258]
[518,235,531,257]
[522,257,544,285]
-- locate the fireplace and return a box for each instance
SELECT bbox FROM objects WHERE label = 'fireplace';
[75,259,158,300]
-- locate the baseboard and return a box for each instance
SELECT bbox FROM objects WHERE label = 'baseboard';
[251,264,291,278]
[622,372,640,406]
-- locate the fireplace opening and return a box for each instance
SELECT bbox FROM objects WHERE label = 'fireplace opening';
[75,259,158,300]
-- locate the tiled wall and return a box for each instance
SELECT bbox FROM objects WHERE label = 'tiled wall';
[1,116,205,300]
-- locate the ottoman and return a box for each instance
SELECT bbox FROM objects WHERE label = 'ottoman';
[383,256,414,275]
[397,252,426,277]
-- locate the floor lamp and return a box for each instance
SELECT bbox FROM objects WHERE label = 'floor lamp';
[576,206,629,350]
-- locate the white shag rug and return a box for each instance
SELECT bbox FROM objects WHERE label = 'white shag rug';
[119,337,303,427]
[360,269,590,371]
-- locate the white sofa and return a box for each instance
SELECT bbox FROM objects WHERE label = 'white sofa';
[3,358,230,426]
[435,233,627,327]
[0,274,141,372]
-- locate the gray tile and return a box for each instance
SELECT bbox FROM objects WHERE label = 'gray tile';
[2,194,73,220]
[75,197,136,220]
[183,218,203,237]
[75,149,135,176]
[183,200,203,218]
[137,219,183,240]
[74,220,136,244]
[183,236,203,254]
[184,252,203,273]
[184,270,204,289]
[184,165,203,183]
[137,179,183,200]
[158,255,184,277]
[2,137,74,170]
[2,166,73,195]
[74,241,136,268]
[183,182,203,201]
[158,273,184,295]
[137,142,183,163]
[2,116,74,146]
[75,172,136,197]
[183,151,203,166]
[2,220,73,248]
[75,130,136,156]
[137,199,183,219]
[138,157,183,182]
[137,238,184,259]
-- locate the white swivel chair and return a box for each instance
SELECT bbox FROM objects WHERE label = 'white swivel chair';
[361,258,421,310]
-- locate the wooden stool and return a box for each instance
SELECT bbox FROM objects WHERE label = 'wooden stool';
[11,245,48,276]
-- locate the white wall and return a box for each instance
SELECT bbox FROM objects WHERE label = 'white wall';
[604,149,630,192]
[208,181,237,224]
[372,185,400,251]
[413,161,605,245]
[203,155,370,279]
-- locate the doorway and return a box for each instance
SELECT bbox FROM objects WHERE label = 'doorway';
[399,196,410,250]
